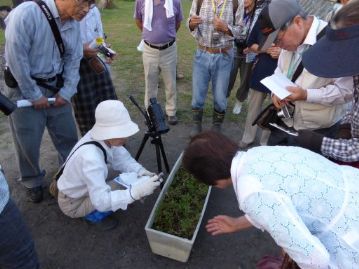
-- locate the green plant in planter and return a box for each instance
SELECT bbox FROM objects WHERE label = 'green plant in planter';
[152,167,209,239]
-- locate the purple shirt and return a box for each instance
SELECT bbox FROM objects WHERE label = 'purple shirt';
[134,0,183,44]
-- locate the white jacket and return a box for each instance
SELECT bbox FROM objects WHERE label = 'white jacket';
[57,132,143,212]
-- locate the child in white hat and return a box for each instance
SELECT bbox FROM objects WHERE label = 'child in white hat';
[57,100,160,230]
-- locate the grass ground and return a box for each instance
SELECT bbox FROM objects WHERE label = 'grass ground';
[0,0,249,124]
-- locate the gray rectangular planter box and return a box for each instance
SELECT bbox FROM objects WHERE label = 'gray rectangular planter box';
[145,152,212,262]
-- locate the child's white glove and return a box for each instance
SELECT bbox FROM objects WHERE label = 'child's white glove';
[129,175,161,201]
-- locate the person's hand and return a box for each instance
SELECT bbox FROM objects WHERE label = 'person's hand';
[129,175,161,200]
[83,43,99,58]
[189,15,203,30]
[266,46,281,59]
[285,86,307,102]
[137,168,156,177]
[206,215,241,235]
[105,56,114,64]
[213,16,229,33]
[32,96,50,110]
[271,94,286,109]
[243,47,250,54]
[53,94,67,107]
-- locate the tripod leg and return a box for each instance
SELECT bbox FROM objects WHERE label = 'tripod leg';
[158,136,170,173]
[135,133,150,161]
[154,140,162,173]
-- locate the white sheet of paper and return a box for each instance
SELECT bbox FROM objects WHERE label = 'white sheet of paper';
[16,98,56,108]
[260,73,297,100]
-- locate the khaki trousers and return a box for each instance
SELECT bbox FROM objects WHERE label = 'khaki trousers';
[58,180,123,218]
[143,42,177,116]
[240,89,270,145]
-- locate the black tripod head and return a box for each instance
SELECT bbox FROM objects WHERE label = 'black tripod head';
[128,95,169,135]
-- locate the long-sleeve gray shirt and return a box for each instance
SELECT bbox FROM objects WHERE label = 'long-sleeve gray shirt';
[4,0,83,102]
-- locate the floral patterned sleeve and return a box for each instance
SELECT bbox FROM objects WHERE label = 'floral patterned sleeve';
[242,191,331,269]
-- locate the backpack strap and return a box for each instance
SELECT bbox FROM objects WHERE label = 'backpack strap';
[54,141,107,181]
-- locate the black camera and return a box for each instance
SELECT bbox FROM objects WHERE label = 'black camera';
[0,92,16,115]
[147,98,169,135]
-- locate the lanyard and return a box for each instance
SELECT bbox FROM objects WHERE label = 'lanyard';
[211,0,227,19]
[286,52,303,80]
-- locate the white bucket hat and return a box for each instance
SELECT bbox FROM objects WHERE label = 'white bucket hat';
[90,100,139,140]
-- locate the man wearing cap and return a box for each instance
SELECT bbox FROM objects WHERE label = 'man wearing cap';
[257,0,353,146]
[188,0,244,136]
[3,0,91,203]
[294,0,359,167]
[134,0,183,125]
[57,100,160,230]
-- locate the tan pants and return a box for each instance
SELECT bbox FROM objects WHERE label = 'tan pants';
[240,89,270,145]
[57,180,123,218]
[143,42,177,116]
[58,191,95,218]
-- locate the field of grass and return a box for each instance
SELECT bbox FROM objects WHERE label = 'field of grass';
[0,0,247,123]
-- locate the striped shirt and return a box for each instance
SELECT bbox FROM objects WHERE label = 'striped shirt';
[322,76,359,162]
[188,0,244,48]
[4,0,83,102]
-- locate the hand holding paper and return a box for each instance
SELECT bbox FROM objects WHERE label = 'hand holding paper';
[260,73,297,100]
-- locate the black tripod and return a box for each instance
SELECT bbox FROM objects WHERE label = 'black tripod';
[129,96,170,173]
[135,129,169,173]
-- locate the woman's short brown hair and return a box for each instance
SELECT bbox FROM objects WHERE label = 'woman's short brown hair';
[183,131,239,185]
[333,0,359,28]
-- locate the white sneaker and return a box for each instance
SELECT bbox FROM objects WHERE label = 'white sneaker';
[232,101,242,115]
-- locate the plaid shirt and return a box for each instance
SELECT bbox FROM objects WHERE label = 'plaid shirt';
[322,75,359,162]
[187,0,244,48]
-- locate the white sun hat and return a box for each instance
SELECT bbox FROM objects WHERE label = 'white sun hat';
[90,100,139,140]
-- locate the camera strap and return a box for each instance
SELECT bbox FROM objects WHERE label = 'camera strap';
[33,0,65,58]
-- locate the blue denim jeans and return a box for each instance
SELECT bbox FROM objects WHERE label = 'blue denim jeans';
[9,103,78,188]
[0,199,39,269]
[191,48,234,112]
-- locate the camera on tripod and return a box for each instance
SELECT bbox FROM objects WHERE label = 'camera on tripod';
[147,98,169,135]
[128,95,170,173]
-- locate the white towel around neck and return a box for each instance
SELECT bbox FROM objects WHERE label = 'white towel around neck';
[143,0,174,32]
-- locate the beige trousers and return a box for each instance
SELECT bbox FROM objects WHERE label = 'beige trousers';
[143,42,177,116]
[58,180,123,218]
[58,191,95,218]
[240,89,270,145]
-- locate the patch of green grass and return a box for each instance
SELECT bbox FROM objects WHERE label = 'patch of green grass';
[152,167,209,239]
